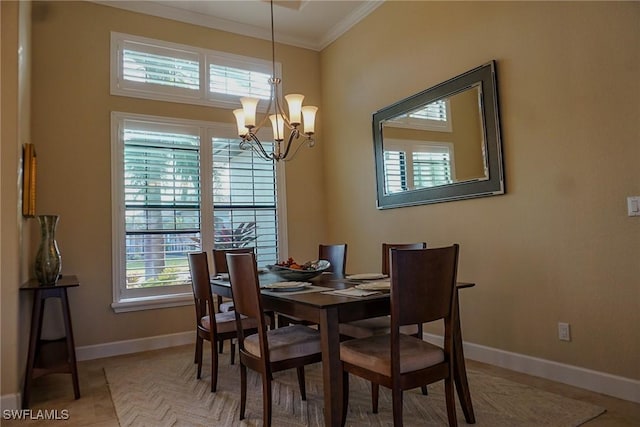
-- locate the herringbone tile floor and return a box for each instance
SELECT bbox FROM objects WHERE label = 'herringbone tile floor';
[6,344,639,426]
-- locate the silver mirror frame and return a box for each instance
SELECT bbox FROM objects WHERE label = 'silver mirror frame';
[373,61,505,209]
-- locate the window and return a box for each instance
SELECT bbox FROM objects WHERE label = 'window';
[110,33,287,312]
[383,140,454,193]
[111,113,285,312]
[111,32,277,110]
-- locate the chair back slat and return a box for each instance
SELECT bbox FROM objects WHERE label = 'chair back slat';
[319,243,348,276]
[226,252,266,327]
[188,252,213,303]
[390,245,459,327]
[382,242,427,276]
[212,247,254,275]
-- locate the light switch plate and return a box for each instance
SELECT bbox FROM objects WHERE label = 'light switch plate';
[628,196,640,217]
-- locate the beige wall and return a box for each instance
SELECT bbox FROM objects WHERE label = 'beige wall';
[321,1,639,379]
[23,0,325,349]
[1,0,33,401]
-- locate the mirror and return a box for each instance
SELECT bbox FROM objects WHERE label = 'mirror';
[373,61,504,209]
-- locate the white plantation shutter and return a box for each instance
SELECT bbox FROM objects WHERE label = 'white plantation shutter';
[409,100,447,121]
[413,149,452,188]
[121,121,201,293]
[122,47,200,90]
[385,99,451,132]
[209,64,271,99]
[383,150,408,194]
[112,32,278,109]
[212,138,279,268]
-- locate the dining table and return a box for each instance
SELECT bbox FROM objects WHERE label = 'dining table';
[210,271,476,427]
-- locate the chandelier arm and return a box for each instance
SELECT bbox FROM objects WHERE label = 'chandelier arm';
[240,135,271,161]
[282,136,315,162]
[249,134,273,160]
[281,128,300,159]
[249,92,275,137]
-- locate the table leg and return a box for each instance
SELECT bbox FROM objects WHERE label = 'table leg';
[60,289,80,399]
[319,307,342,427]
[22,291,45,409]
[453,290,476,423]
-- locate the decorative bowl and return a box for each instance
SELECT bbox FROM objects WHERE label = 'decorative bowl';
[266,259,331,281]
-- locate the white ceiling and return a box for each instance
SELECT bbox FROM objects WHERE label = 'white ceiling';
[94,0,384,51]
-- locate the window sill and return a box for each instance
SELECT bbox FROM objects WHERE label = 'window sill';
[111,293,192,313]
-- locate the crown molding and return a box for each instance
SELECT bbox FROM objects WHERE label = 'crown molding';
[91,1,384,51]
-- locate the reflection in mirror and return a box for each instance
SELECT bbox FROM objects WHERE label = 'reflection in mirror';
[373,61,504,209]
[381,84,487,194]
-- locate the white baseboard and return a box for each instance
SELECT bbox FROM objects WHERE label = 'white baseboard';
[3,331,637,409]
[0,393,21,411]
[423,333,640,404]
[75,331,195,361]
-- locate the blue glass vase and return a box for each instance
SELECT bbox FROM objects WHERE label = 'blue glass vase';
[35,215,62,285]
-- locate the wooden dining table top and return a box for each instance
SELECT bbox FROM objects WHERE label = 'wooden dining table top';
[211,271,474,305]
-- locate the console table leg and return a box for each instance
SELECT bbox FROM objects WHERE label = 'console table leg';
[22,292,45,409]
[60,289,80,399]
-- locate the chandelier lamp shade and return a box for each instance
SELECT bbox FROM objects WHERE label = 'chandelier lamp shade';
[233,1,318,161]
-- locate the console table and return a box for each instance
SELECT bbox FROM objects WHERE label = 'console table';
[20,275,80,408]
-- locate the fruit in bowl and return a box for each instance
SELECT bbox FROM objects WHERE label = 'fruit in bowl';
[267,258,331,281]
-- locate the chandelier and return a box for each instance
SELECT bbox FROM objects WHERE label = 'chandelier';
[233,0,318,162]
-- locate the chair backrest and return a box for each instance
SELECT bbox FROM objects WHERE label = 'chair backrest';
[319,243,348,276]
[381,242,427,276]
[389,245,459,388]
[390,245,459,330]
[212,247,255,275]
[188,252,216,332]
[226,252,269,345]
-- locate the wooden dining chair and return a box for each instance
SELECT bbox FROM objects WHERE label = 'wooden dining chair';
[319,243,348,277]
[338,242,426,340]
[226,252,323,427]
[212,247,255,313]
[188,252,258,392]
[340,244,460,427]
[212,247,254,354]
[338,242,428,410]
[278,243,348,328]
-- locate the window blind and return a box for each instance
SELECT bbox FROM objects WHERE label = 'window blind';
[123,127,201,289]
[409,100,447,121]
[122,43,200,91]
[413,151,452,188]
[383,150,408,194]
[212,138,278,267]
[209,64,271,99]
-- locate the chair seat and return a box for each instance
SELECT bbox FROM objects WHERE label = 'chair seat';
[245,325,321,362]
[339,316,419,339]
[201,312,258,334]
[340,333,444,376]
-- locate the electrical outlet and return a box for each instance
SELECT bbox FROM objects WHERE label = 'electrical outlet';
[558,322,571,341]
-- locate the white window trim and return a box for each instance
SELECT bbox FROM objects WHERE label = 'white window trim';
[110,32,280,111]
[110,111,287,313]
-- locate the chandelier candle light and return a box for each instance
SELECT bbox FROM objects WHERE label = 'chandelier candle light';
[233,0,317,161]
